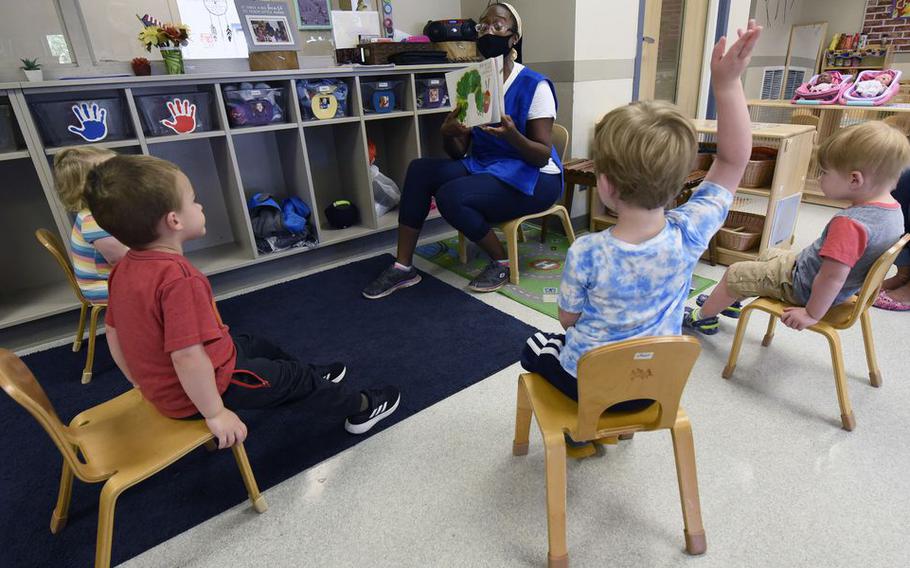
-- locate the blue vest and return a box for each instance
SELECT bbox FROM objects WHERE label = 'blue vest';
[462,66,563,196]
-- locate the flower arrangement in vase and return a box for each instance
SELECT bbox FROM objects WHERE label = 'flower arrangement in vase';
[137,14,190,75]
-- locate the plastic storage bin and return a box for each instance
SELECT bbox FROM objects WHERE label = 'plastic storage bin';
[297,79,350,121]
[223,83,287,127]
[361,79,404,114]
[32,98,131,146]
[0,104,18,151]
[416,77,449,109]
[135,92,214,136]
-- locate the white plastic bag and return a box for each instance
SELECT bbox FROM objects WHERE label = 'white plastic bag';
[371,164,401,217]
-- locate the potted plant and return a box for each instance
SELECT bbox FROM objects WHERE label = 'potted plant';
[20,58,43,82]
[131,57,151,76]
[137,14,190,75]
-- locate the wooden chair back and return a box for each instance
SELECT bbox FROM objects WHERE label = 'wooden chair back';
[790,114,820,129]
[831,233,910,329]
[35,228,88,305]
[573,335,701,440]
[552,123,569,163]
[0,349,110,482]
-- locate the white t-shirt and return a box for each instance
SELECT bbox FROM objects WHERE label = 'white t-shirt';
[503,62,561,174]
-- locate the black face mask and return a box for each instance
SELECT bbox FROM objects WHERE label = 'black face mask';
[477,33,514,59]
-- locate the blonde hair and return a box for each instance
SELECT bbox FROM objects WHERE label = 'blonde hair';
[593,100,697,209]
[817,120,910,186]
[53,146,117,212]
[85,155,183,248]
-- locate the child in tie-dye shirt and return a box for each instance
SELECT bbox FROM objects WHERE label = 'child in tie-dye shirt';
[521,20,763,404]
[54,147,128,302]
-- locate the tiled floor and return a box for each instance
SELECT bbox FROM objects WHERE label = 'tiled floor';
[120,202,910,568]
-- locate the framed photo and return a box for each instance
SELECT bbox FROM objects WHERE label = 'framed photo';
[294,0,332,30]
[245,15,295,46]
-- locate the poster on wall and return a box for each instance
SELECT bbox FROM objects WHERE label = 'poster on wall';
[176,0,249,59]
[294,0,332,30]
[235,0,298,51]
[893,1,910,19]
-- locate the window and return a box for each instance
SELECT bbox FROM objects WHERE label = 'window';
[0,1,76,70]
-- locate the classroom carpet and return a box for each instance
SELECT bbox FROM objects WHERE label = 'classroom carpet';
[416,225,716,319]
[0,254,536,568]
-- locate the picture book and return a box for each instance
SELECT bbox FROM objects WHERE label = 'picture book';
[445,56,505,128]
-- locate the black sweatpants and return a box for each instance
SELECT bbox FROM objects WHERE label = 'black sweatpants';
[220,333,362,419]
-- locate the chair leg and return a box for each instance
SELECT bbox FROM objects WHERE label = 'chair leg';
[707,236,718,267]
[513,380,533,456]
[50,460,75,534]
[543,433,569,568]
[82,305,104,384]
[506,226,520,285]
[73,304,88,352]
[540,217,549,243]
[820,328,855,431]
[557,208,576,243]
[671,414,707,555]
[457,232,468,264]
[95,481,123,568]
[517,224,526,243]
[859,310,882,388]
[722,305,755,379]
[762,314,778,347]
[232,442,268,513]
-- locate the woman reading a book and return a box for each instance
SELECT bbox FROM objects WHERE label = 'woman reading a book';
[363,2,563,299]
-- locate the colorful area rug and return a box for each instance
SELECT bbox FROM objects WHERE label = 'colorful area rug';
[417,226,716,319]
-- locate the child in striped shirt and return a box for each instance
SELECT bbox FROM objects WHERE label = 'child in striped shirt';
[54,147,128,302]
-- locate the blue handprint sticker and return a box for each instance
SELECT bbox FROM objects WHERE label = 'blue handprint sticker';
[68,103,108,142]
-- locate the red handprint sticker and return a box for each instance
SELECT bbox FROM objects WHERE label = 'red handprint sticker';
[160,98,198,134]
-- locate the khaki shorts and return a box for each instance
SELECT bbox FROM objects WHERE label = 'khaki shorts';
[725,248,801,305]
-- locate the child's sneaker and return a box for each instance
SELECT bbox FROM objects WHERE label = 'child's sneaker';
[345,386,401,434]
[696,294,742,318]
[314,363,346,383]
[683,306,719,335]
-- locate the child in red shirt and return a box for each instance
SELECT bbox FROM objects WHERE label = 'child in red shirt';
[86,155,399,448]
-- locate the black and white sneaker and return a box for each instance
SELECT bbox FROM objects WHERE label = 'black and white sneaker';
[362,264,422,299]
[345,386,401,435]
[468,261,510,292]
[314,363,346,383]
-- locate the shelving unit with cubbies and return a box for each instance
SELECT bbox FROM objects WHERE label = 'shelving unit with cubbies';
[589,119,815,266]
[0,65,465,334]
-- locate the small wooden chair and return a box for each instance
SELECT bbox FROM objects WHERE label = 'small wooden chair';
[513,336,706,567]
[457,123,576,285]
[35,228,105,384]
[722,234,910,431]
[0,349,266,568]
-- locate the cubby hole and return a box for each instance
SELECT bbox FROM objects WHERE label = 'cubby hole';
[302,122,372,243]
[365,117,418,229]
[295,77,357,123]
[148,137,255,274]
[360,75,413,116]
[418,113,448,159]
[221,80,292,130]
[0,97,26,154]
[232,129,318,255]
[131,83,222,138]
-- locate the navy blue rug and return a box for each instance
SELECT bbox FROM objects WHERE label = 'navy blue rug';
[0,254,535,567]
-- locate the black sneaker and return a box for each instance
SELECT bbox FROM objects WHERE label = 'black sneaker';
[345,386,401,434]
[683,306,720,335]
[362,264,422,299]
[468,261,510,292]
[314,363,346,383]
[696,294,742,318]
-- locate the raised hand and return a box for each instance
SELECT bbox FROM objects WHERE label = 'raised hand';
[711,19,762,88]
[160,98,198,134]
[67,103,109,142]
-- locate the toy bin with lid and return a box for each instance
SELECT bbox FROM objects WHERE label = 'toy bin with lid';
[31,98,131,147]
[360,79,404,114]
[415,77,449,109]
[135,92,214,136]
[297,79,350,121]
[223,83,287,127]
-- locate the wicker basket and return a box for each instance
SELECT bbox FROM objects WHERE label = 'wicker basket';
[717,210,764,251]
[740,146,777,188]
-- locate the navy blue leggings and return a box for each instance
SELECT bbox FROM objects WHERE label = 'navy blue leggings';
[397,158,562,242]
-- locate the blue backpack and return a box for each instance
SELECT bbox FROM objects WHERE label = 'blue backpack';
[248,193,311,236]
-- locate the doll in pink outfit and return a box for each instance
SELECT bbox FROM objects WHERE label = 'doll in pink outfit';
[809,72,837,93]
